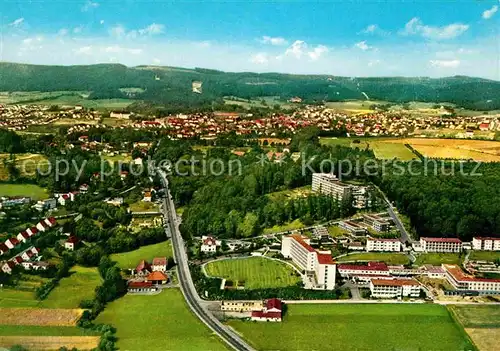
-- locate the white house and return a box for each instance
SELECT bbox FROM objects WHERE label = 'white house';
[250,298,283,322]
[472,237,500,251]
[4,238,20,250]
[1,261,15,274]
[370,278,421,298]
[152,257,167,272]
[64,236,79,251]
[366,238,401,252]
[17,231,30,244]
[201,236,221,253]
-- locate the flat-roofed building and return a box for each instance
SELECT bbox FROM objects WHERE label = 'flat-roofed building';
[363,214,390,232]
[221,300,264,312]
[366,238,401,252]
[420,237,462,253]
[312,173,352,201]
[339,221,366,235]
[337,261,390,282]
[472,237,500,251]
[370,278,421,298]
[442,264,500,294]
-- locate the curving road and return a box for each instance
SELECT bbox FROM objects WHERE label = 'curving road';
[157,169,255,351]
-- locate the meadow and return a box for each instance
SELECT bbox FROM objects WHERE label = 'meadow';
[0,153,49,181]
[468,251,500,262]
[335,252,410,265]
[320,137,416,160]
[228,304,475,351]
[0,288,40,308]
[39,266,102,309]
[263,218,305,234]
[414,253,463,266]
[110,241,173,270]
[204,257,300,289]
[0,183,49,200]
[95,289,228,351]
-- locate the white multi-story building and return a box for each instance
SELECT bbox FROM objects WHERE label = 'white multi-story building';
[442,264,500,294]
[366,238,401,252]
[472,237,500,251]
[201,236,221,253]
[339,221,366,235]
[281,234,336,290]
[312,173,352,201]
[420,237,462,253]
[370,278,421,298]
[337,261,391,282]
[363,214,390,232]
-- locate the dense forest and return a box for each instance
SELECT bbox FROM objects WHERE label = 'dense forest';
[1,62,500,110]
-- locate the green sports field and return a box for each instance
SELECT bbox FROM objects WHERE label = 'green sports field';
[110,241,173,269]
[96,289,228,351]
[468,251,500,262]
[204,257,301,289]
[228,304,475,351]
[336,252,410,265]
[0,183,49,200]
[414,253,463,266]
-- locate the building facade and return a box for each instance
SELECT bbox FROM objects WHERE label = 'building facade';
[366,238,401,252]
[370,278,421,298]
[442,264,500,294]
[312,173,352,200]
[420,237,462,253]
[472,237,500,251]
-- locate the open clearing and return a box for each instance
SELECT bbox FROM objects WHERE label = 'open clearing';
[40,266,101,309]
[204,257,300,289]
[263,218,305,234]
[383,138,500,162]
[414,253,463,266]
[128,200,160,212]
[0,153,49,180]
[449,305,500,351]
[266,186,312,201]
[0,308,82,326]
[0,183,49,200]
[96,289,228,351]
[0,335,99,350]
[0,288,40,308]
[335,252,410,265]
[469,251,500,262]
[320,137,416,160]
[110,241,173,269]
[228,304,474,351]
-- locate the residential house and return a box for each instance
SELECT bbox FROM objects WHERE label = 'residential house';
[135,260,152,276]
[0,243,9,255]
[1,261,15,274]
[151,257,167,272]
[26,227,38,237]
[5,238,20,250]
[201,236,221,253]
[65,236,80,251]
[146,271,169,285]
[251,298,283,322]
[32,261,50,271]
[127,281,157,293]
[17,231,30,244]
[143,191,152,202]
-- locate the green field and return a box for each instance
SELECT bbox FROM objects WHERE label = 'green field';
[320,137,416,160]
[327,225,348,237]
[110,241,173,270]
[336,252,410,265]
[266,186,312,201]
[96,289,228,351]
[0,153,49,181]
[40,266,102,309]
[0,325,97,337]
[468,251,500,262]
[414,253,463,266]
[204,257,300,289]
[0,288,40,308]
[128,200,159,212]
[0,183,49,200]
[228,304,475,351]
[450,305,500,328]
[263,218,305,234]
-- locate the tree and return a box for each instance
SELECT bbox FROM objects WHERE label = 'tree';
[238,213,259,238]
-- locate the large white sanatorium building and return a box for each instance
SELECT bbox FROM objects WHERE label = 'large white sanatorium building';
[442,264,500,294]
[370,278,421,298]
[311,173,353,201]
[420,237,462,253]
[366,238,401,252]
[472,237,500,251]
[281,234,336,290]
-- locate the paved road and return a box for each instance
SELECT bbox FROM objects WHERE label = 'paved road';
[374,184,411,243]
[157,169,254,351]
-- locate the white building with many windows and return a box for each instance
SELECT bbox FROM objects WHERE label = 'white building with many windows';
[311,173,352,201]
[281,234,336,290]
[442,264,500,294]
[420,237,462,253]
[370,278,421,298]
[472,237,500,251]
[366,238,401,252]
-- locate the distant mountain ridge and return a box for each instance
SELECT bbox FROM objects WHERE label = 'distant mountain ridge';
[0,62,499,110]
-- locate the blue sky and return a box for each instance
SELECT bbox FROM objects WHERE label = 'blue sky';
[1,0,499,79]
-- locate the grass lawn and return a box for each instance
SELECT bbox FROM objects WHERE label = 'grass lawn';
[0,183,49,200]
[468,251,500,262]
[263,219,305,234]
[228,304,475,351]
[0,325,97,336]
[320,137,416,160]
[128,200,159,212]
[204,257,300,289]
[96,289,228,351]
[40,266,101,309]
[414,253,463,266]
[266,186,312,201]
[110,241,173,270]
[0,153,49,181]
[0,288,40,308]
[336,252,410,265]
[327,225,348,237]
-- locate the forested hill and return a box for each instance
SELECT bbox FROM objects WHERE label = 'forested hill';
[0,62,499,110]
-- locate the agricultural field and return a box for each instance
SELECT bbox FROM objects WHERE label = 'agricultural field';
[0,335,100,351]
[325,100,387,114]
[469,251,500,262]
[0,153,49,181]
[224,96,294,110]
[335,252,410,265]
[110,241,173,270]
[449,305,500,351]
[263,218,305,234]
[102,153,132,164]
[96,289,228,351]
[320,137,416,160]
[228,304,474,351]
[204,257,301,289]
[0,288,40,308]
[0,308,83,327]
[383,138,500,162]
[414,253,463,266]
[39,266,102,309]
[0,183,49,200]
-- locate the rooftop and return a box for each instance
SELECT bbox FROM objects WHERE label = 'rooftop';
[421,237,462,243]
[371,278,420,287]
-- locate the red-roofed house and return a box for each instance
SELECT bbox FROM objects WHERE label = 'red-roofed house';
[201,236,221,253]
[1,261,15,274]
[152,257,167,272]
[5,238,20,250]
[135,260,152,276]
[370,278,421,298]
[472,237,500,251]
[17,231,30,244]
[420,237,462,253]
[251,298,283,322]
[36,220,50,232]
[146,271,169,285]
[479,123,490,131]
[21,250,35,261]
[65,236,80,251]
[127,281,157,293]
[12,256,23,265]
[0,243,9,255]
[45,217,57,227]
[27,227,38,237]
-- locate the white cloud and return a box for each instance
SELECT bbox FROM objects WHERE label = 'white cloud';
[368,59,381,67]
[261,36,288,46]
[109,25,126,37]
[138,23,165,36]
[9,18,24,27]
[74,46,92,55]
[355,41,372,51]
[308,45,328,60]
[401,17,469,40]
[285,40,307,58]
[482,5,498,19]
[73,26,84,34]
[58,28,69,36]
[250,53,269,64]
[82,0,99,12]
[100,20,105,25]
[361,24,389,35]
[429,59,461,68]
[103,45,142,55]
